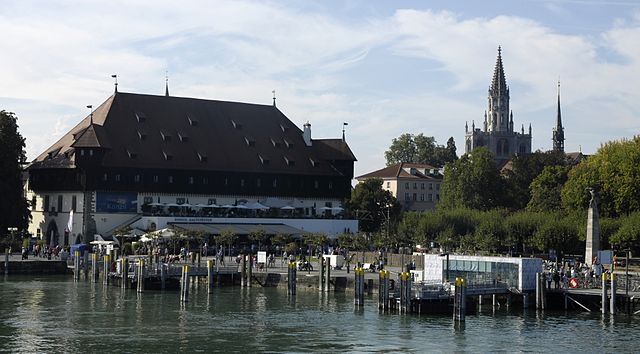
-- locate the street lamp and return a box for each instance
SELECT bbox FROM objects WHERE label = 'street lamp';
[440,252,450,283]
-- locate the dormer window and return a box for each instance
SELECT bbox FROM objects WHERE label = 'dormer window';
[135,112,147,123]
[178,132,189,142]
[197,152,208,162]
[244,136,255,147]
[270,138,281,148]
[187,115,198,126]
[283,138,293,149]
[137,130,147,140]
[309,158,319,167]
[126,149,137,159]
[163,151,173,161]
[258,154,269,165]
[283,155,295,166]
[280,123,288,132]
[231,119,242,129]
[80,149,85,156]
[161,131,172,142]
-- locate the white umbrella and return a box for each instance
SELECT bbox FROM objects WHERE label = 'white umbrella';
[280,206,295,210]
[220,204,236,208]
[151,228,176,238]
[247,202,269,210]
[166,203,180,207]
[235,204,249,209]
[180,203,192,208]
[149,202,164,206]
[331,207,344,212]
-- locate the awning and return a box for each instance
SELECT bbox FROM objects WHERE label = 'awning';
[172,223,304,236]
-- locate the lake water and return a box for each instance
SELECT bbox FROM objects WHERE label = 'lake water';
[0,275,637,353]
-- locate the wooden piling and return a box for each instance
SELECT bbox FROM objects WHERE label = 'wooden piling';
[610,273,617,315]
[319,256,325,291]
[602,273,608,314]
[354,267,364,307]
[454,277,467,321]
[74,250,81,281]
[121,258,129,289]
[536,273,541,309]
[102,254,110,285]
[287,261,297,296]
[207,260,214,294]
[181,265,190,302]
[83,252,89,279]
[92,253,99,283]
[241,255,247,287]
[325,257,331,292]
[160,263,166,290]
[137,259,145,293]
[247,254,252,287]
[4,249,8,276]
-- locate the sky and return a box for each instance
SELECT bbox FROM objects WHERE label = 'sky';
[1,0,640,179]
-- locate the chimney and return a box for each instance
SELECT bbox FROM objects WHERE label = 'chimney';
[303,122,312,146]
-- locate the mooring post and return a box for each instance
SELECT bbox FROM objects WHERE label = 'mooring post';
[83,252,89,279]
[454,277,466,321]
[92,253,99,283]
[523,293,529,309]
[137,259,145,293]
[4,248,8,276]
[541,275,546,310]
[74,250,81,281]
[536,273,541,309]
[122,258,129,289]
[241,254,247,287]
[378,270,385,309]
[287,261,297,296]
[325,257,331,292]
[610,273,617,315]
[207,260,214,294]
[247,254,253,287]
[181,265,190,302]
[384,270,390,310]
[160,263,166,290]
[602,272,608,314]
[319,256,325,291]
[102,254,110,285]
[354,267,364,307]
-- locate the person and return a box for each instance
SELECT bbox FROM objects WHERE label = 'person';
[553,270,560,289]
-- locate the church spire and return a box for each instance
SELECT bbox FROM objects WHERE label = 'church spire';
[165,71,170,97]
[490,46,508,96]
[553,80,565,152]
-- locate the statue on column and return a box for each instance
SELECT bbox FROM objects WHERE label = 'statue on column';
[585,187,600,266]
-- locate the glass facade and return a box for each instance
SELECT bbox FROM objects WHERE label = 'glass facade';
[444,259,519,289]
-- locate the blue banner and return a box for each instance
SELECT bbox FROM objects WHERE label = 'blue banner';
[96,192,138,213]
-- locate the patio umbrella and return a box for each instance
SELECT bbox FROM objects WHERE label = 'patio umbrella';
[280,206,295,210]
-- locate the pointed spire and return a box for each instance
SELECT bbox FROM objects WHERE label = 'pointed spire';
[86,105,93,125]
[272,90,276,107]
[553,80,565,152]
[342,122,348,142]
[556,80,562,129]
[472,120,475,130]
[465,121,468,133]
[490,46,508,95]
[521,124,524,134]
[529,123,532,135]
[165,71,169,97]
[111,74,118,93]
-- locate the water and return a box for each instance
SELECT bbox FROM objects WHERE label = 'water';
[0,276,637,353]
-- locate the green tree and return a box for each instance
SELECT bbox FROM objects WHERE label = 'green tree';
[440,147,505,210]
[384,133,457,167]
[0,110,29,244]
[504,211,546,254]
[610,212,640,247]
[473,209,507,254]
[347,178,402,233]
[504,150,567,210]
[532,217,580,255]
[272,233,291,252]
[527,165,570,212]
[304,233,328,255]
[248,228,268,251]
[562,137,640,217]
[217,228,238,256]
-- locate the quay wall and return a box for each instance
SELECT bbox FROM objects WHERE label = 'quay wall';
[1,261,68,275]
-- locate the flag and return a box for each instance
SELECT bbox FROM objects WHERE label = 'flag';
[67,209,74,233]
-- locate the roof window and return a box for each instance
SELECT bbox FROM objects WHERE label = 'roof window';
[187,115,198,126]
[231,119,242,129]
[126,149,138,159]
[178,132,189,143]
[283,138,294,149]
[244,136,255,147]
[284,155,295,166]
[163,151,173,161]
[280,123,288,132]
[197,152,208,162]
[137,130,147,140]
[270,138,281,148]
[258,154,270,165]
[135,112,147,123]
[161,131,172,142]
[309,158,319,167]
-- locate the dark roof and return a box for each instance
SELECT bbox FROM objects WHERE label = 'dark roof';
[356,162,441,180]
[30,92,356,176]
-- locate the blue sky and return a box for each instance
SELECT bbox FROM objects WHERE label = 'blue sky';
[1,0,639,178]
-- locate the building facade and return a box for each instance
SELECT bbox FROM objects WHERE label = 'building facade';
[355,163,443,211]
[465,47,532,166]
[26,91,357,245]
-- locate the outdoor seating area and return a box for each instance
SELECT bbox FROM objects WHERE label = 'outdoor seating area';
[140,202,346,219]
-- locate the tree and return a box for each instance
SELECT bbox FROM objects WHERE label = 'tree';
[347,178,402,233]
[527,165,570,212]
[440,147,505,210]
[384,133,457,167]
[0,110,29,244]
[304,233,328,255]
[473,209,507,254]
[272,233,291,252]
[562,137,640,217]
[532,218,580,255]
[248,228,267,251]
[217,228,238,256]
[504,150,566,210]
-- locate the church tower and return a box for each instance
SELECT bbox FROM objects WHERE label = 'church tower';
[464,47,532,165]
[552,81,565,152]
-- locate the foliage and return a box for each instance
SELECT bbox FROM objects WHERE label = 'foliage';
[0,111,29,239]
[347,177,402,233]
[384,133,457,167]
[504,211,546,254]
[562,137,640,217]
[473,209,508,254]
[439,147,505,210]
[532,217,580,255]
[610,212,640,247]
[217,228,238,246]
[248,228,268,250]
[304,233,328,249]
[336,233,369,251]
[527,165,570,212]
[284,242,298,254]
[271,233,291,248]
[503,150,567,210]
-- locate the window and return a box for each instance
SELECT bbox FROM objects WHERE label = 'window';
[240,179,245,187]
[134,175,141,183]
[413,193,417,201]
[244,136,255,147]
[168,176,174,184]
[187,115,198,126]
[256,178,261,187]
[137,130,147,140]
[103,173,108,181]
[57,195,63,213]
[386,182,390,188]
[420,194,424,201]
[80,149,85,156]
[436,184,440,190]
[428,194,433,202]
[44,195,50,212]
[163,151,173,161]
[413,183,417,189]
[188,176,194,185]
[31,196,37,210]
[126,149,137,159]
[135,112,147,123]
[258,154,269,165]
[153,175,159,183]
[224,178,228,186]
[405,182,409,189]
[176,198,185,204]
[404,193,410,201]
[272,179,277,188]
[436,194,440,201]
[421,183,425,190]
[144,197,153,204]
[208,198,217,205]
[198,152,208,162]
[72,195,77,211]
[314,180,319,189]
[231,119,242,129]
[89,149,93,156]
[203,177,209,185]
[328,181,333,190]
[270,138,280,148]
[284,156,295,166]
[161,131,172,142]
[115,174,121,182]
[178,133,189,142]
[429,183,433,190]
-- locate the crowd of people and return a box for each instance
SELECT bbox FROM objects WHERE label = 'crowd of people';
[544,259,606,289]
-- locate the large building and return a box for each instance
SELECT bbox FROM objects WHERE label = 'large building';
[26,90,357,246]
[464,47,532,166]
[355,163,443,211]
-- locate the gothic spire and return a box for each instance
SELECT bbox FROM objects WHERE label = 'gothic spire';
[553,80,565,152]
[165,72,170,97]
[490,46,508,96]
